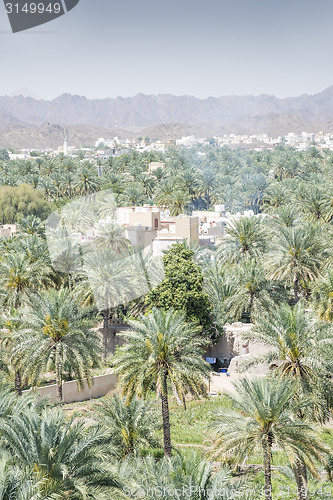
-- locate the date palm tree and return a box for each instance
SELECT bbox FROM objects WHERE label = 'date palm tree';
[312,268,333,321]
[112,308,210,457]
[267,224,327,303]
[126,453,259,500]
[211,377,327,500]
[202,258,233,327]
[221,216,267,263]
[0,251,51,310]
[12,288,101,401]
[0,407,122,498]
[93,395,162,458]
[79,247,142,361]
[96,222,131,254]
[241,302,333,422]
[224,259,275,322]
[0,457,42,500]
[0,249,52,394]
[18,215,45,237]
[74,164,101,195]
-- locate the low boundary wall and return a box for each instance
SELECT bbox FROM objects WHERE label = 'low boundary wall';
[23,372,117,403]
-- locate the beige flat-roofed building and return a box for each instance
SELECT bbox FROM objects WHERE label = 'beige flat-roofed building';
[159,216,199,244]
[117,206,162,231]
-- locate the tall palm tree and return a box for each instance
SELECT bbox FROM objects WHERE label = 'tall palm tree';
[221,216,267,263]
[241,302,333,423]
[224,259,275,322]
[80,246,142,360]
[112,308,210,457]
[0,249,52,394]
[96,222,131,254]
[211,377,327,500]
[312,268,333,321]
[201,258,233,327]
[0,251,51,310]
[74,165,101,195]
[0,407,122,498]
[12,288,101,401]
[93,395,162,457]
[267,224,327,303]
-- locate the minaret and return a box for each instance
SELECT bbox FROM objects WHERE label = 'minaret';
[64,138,68,156]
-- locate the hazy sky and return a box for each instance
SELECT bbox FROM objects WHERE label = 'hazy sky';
[1,0,333,100]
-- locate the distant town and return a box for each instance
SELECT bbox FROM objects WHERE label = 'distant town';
[5,129,333,161]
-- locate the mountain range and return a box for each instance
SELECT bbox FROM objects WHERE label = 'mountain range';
[1,87,333,148]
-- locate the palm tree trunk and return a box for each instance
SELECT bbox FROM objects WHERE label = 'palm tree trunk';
[250,293,255,322]
[294,276,299,304]
[103,308,109,363]
[295,459,308,500]
[56,363,63,401]
[262,439,272,500]
[161,372,172,457]
[14,370,22,396]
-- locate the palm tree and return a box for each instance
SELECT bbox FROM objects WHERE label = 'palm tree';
[0,249,52,394]
[96,222,131,254]
[0,251,51,310]
[0,407,122,498]
[80,246,142,360]
[312,268,333,321]
[295,183,330,223]
[262,182,288,210]
[197,169,215,209]
[93,395,162,457]
[221,216,267,263]
[211,377,327,500]
[18,215,45,237]
[74,164,101,195]
[12,288,101,401]
[125,453,259,499]
[269,205,300,228]
[0,456,42,500]
[112,308,210,457]
[267,224,327,303]
[224,259,275,322]
[241,302,333,423]
[202,257,233,327]
[60,197,94,233]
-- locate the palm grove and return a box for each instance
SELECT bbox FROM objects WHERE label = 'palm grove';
[0,144,332,498]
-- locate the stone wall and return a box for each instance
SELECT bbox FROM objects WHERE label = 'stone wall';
[24,372,117,403]
[206,322,270,374]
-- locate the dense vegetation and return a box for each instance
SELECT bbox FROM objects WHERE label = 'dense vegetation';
[0,144,332,498]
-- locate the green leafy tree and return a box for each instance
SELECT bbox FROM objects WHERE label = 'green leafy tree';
[146,244,211,330]
[0,149,9,161]
[0,184,52,224]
